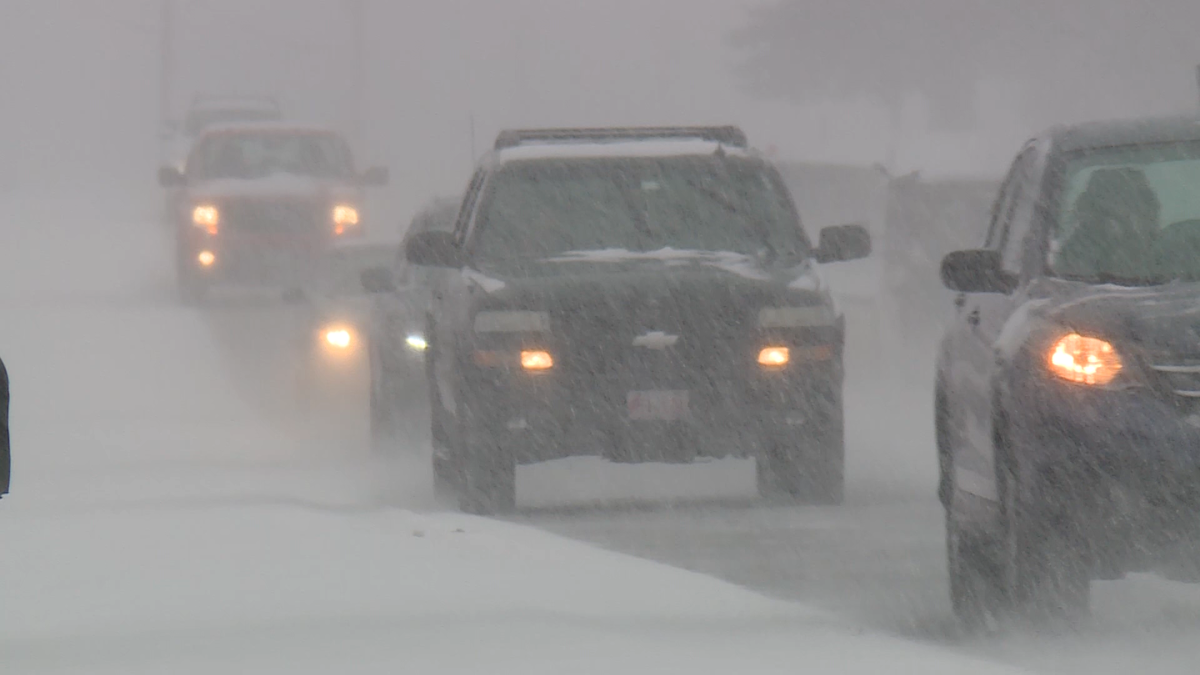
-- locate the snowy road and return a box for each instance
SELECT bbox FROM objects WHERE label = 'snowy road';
[4,195,1200,672]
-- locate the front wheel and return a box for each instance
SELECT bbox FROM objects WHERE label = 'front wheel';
[995,459,1090,620]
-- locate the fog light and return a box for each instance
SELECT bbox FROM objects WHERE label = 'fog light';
[324,328,353,349]
[197,250,216,267]
[758,346,790,367]
[520,350,553,371]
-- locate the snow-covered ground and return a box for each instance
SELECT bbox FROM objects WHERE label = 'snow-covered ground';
[0,193,1045,673]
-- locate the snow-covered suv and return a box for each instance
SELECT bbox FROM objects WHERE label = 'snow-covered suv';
[404,126,870,514]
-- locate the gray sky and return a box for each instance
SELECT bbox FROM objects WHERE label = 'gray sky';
[3,1,1198,222]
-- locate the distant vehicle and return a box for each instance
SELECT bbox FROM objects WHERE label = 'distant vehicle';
[360,197,459,452]
[404,126,870,514]
[157,122,388,303]
[937,116,1200,624]
[161,95,285,172]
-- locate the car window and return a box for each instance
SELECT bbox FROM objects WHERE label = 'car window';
[998,149,1039,273]
[188,131,354,180]
[1049,141,1200,283]
[470,156,810,262]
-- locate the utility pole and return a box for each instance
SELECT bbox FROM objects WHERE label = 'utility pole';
[159,0,176,132]
[348,0,365,155]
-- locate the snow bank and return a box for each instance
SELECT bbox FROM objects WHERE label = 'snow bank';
[0,503,1037,675]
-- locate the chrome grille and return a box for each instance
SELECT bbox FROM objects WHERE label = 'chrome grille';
[1149,361,1200,398]
[223,199,324,234]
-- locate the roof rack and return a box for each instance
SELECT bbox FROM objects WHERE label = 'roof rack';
[494,126,748,150]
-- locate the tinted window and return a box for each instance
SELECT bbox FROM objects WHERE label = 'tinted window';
[1050,142,1200,282]
[472,157,809,262]
[189,131,354,181]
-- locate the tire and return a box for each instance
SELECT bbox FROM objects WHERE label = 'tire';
[756,415,844,505]
[994,416,1090,621]
[946,497,1002,628]
[454,398,516,516]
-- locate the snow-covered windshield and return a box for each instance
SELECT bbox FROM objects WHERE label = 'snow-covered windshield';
[472,157,810,262]
[188,131,354,181]
[1051,142,1200,283]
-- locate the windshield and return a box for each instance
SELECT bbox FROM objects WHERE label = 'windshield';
[472,156,809,263]
[188,131,354,181]
[1050,142,1200,283]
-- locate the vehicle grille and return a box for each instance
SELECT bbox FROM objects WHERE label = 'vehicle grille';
[1149,360,1200,399]
[222,199,325,235]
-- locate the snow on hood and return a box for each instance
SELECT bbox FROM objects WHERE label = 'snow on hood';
[546,248,772,281]
[462,267,507,293]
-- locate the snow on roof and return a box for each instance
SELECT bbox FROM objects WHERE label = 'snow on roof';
[199,120,341,137]
[496,138,753,163]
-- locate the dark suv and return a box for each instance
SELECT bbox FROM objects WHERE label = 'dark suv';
[937,117,1200,623]
[405,127,870,514]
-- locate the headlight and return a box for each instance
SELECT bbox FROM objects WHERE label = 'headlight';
[196,250,216,267]
[405,334,428,351]
[520,350,554,371]
[192,204,219,235]
[1047,333,1122,386]
[757,346,790,367]
[332,204,360,235]
[323,326,355,350]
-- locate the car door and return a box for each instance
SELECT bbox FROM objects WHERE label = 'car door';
[430,169,487,416]
[949,143,1043,503]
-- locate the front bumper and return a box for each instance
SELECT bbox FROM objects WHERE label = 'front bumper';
[457,354,842,464]
[1008,373,1200,569]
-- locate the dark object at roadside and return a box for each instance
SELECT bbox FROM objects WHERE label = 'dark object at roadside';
[936,116,1200,627]
[1,356,9,498]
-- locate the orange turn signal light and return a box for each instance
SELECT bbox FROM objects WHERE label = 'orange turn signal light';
[520,350,554,371]
[758,346,790,367]
[1048,333,1121,386]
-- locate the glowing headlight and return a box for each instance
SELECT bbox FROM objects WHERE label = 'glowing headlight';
[757,346,790,368]
[332,204,360,235]
[1048,333,1122,386]
[405,334,428,351]
[323,327,354,350]
[520,350,554,371]
[192,204,219,235]
[196,250,216,267]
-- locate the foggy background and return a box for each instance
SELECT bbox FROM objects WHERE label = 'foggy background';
[5,0,1200,228]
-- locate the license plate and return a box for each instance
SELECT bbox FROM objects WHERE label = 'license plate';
[627,390,689,421]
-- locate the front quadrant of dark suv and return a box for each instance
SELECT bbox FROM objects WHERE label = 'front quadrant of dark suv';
[936,118,1200,626]
[408,127,870,514]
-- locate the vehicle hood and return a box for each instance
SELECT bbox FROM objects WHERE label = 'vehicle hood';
[1037,278,1200,355]
[189,174,360,203]
[470,249,836,318]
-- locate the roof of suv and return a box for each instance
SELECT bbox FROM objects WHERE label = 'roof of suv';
[1050,116,1200,153]
[487,126,756,165]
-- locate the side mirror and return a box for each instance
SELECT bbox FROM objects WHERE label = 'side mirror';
[158,166,186,188]
[360,166,389,187]
[406,231,462,268]
[940,249,1017,294]
[816,224,871,263]
[360,266,396,294]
